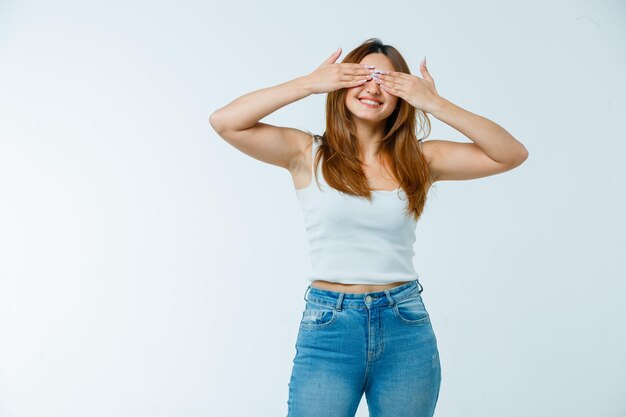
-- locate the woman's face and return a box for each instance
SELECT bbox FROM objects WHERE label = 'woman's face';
[344,53,399,123]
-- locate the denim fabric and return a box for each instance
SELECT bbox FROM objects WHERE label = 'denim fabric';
[286,279,441,417]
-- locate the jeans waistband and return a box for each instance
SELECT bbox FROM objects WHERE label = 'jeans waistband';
[303,279,424,311]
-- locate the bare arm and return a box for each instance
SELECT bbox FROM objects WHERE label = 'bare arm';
[208,77,314,171]
[209,76,312,133]
[208,48,373,171]
[374,61,529,182]
[425,97,529,182]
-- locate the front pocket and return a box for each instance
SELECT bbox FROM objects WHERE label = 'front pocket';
[392,294,430,325]
[299,302,337,328]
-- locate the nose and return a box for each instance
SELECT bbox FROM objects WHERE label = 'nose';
[365,78,382,94]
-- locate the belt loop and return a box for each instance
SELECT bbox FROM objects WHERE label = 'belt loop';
[304,285,311,301]
[335,292,345,311]
[416,280,424,294]
[383,289,395,306]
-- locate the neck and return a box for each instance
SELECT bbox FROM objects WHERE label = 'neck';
[354,120,386,162]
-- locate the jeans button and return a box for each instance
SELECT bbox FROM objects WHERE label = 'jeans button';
[365,295,372,302]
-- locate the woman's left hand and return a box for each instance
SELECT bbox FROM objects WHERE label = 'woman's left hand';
[374,58,442,114]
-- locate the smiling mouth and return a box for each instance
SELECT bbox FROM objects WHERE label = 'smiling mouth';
[358,98,382,108]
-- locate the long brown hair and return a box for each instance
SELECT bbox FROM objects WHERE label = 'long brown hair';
[308,38,435,222]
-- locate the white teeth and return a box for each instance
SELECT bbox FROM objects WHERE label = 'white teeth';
[359,99,381,106]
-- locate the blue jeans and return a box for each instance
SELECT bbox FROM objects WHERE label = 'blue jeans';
[286,279,441,417]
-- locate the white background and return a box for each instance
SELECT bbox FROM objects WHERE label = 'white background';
[0,0,624,416]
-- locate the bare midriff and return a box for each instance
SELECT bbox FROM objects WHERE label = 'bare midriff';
[310,280,412,294]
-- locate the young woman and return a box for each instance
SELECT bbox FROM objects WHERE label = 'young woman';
[209,38,528,417]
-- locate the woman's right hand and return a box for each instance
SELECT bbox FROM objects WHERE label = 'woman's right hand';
[304,48,375,94]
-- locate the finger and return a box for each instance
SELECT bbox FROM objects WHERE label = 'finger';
[420,61,434,82]
[342,69,375,80]
[374,70,409,81]
[376,80,397,94]
[376,72,416,91]
[375,76,404,96]
[378,81,398,96]
[343,64,377,76]
[353,76,374,84]
[348,63,376,69]
[343,77,371,88]
[373,73,404,88]
[372,70,396,76]
[323,48,342,64]
[339,73,373,85]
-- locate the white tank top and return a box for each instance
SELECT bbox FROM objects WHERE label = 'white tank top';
[295,135,421,285]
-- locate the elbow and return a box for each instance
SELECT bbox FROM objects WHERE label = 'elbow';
[502,146,529,170]
[512,146,529,167]
[519,146,529,164]
[208,111,226,134]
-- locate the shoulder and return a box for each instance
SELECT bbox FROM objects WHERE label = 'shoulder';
[419,138,429,152]
[418,139,438,182]
[289,131,319,175]
[284,130,314,171]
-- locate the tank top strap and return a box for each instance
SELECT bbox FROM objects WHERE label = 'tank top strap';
[310,135,316,176]
[310,135,320,183]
